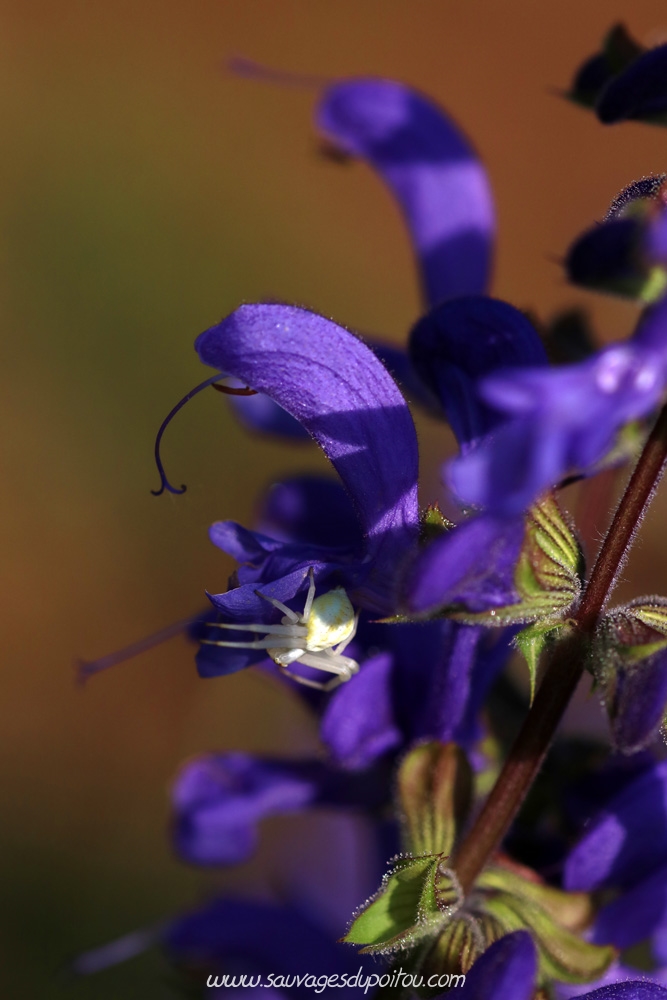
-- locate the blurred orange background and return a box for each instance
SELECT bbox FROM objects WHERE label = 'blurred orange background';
[3,1,667,995]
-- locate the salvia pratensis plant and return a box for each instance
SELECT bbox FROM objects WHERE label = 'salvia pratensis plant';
[77,21,667,1000]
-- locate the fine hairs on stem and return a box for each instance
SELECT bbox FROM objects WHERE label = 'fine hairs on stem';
[453,402,667,894]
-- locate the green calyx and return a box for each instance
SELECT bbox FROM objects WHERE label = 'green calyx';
[445,494,584,696]
[589,597,667,749]
[398,743,472,857]
[342,743,469,955]
[592,598,667,673]
[419,503,455,545]
[343,741,612,988]
[341,853,461,955]
[446,493,583,629]
[474,867,615,986]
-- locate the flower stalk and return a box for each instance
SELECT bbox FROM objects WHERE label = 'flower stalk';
[454,400,667,894]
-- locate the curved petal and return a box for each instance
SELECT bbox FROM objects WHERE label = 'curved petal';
[565,759,667,891]
[404,515,524,615]
[409,296,547,448]
[316,79,495,306]
[196,304,420,591]
[456,931,537,1000]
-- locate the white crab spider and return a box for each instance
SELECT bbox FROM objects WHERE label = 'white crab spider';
[200,568,359,691]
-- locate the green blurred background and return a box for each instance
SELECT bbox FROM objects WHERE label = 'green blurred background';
[4,1,667,995]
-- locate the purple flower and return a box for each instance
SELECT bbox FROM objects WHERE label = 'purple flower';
[565,758,667,962]
[196,304,419,590]
[320,620,513,770]
[565,176,667,300]
[220,76,495,440]
[316,78,495,308]
[569,24,667,126]
[171,752,387,866]
[75,897,379,998]
[445,298,667,515]
[409,296,548,450]
[184,303,424,684]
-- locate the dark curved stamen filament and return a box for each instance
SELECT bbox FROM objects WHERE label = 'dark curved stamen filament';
[76,613,205,684]
[211,383,257,396]
[151,374,256,495]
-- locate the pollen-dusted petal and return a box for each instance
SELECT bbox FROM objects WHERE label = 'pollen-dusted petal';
[306,587,355,651]
[316,79,495,307]
[196,304,420,589]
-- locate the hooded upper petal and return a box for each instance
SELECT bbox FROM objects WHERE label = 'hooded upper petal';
[316,79,495,307]
[196,305,419,594]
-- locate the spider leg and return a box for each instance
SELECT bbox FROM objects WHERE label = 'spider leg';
[204,621,306,638]
[332,612,359,655]
[302,567,316,621]
[254,589,301,623]
[199,638,287,650]
[278,663,348,692]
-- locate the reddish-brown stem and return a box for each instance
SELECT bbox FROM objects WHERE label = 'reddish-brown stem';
[454,403,667,894]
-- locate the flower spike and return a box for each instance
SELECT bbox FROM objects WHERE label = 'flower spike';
[151,373,255,496]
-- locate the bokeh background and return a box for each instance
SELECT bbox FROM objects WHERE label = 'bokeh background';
[4,1,667,995]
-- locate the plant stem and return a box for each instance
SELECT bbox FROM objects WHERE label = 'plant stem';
[454,403,667,895]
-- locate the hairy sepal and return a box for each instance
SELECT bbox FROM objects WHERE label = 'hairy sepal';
[342,854,461,955]
[591,598,667,752]
[448,494,583,629]
[475,868,615,986]
[398,742,472,857]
